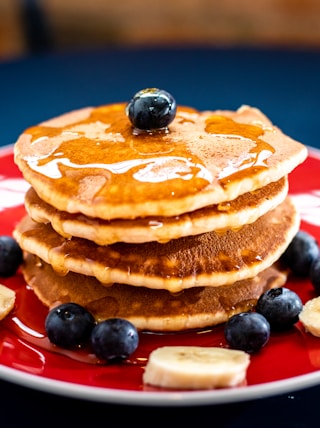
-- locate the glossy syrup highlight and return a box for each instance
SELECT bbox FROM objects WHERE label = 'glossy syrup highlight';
[23,105,275,207]
[24,105,213,205]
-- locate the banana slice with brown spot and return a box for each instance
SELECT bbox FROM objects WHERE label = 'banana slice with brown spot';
[299,296,320,337]
[0,283,16,321]
[143,345,250,390]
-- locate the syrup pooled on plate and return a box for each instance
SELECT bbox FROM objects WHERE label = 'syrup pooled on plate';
[1,269,320,392]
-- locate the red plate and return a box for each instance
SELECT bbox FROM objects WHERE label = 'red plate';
[1,145,320,406]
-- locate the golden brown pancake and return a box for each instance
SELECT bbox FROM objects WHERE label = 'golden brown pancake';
[13,99,307,333]
[24,177,288,244]
[21,253,288,332]
[14,104,307,220]
[13,197,300,293]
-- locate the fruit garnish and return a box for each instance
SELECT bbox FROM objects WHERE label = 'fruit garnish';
[224,312,270,353]
[126,88,177,132]
[256,287,303,330]
[0,283,16,321]
[310,257,320,295]
[91,318,139,362]
[45,303,139,363]
[299,296,320,337]
[0,236,23,277]
[143,346,250,389]
[45,302,96,349]
[280,230,320,276]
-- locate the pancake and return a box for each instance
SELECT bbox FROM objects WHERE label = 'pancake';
[21,253,288,332]
[13,97,307,334]
[14,103,308,220]
[13,197,300,293]
[24,176,288,245]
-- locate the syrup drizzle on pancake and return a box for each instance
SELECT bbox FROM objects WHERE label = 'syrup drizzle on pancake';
[205,115,275,186]
[22,104,275,206]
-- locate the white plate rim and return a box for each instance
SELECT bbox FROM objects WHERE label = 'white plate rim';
[1,363,320,406]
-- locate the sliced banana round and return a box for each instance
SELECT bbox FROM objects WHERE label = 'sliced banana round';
[299,296,320,337]
[143,345,250,390]
[0,283,16,321]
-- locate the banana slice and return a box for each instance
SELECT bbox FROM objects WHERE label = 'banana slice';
[0,283,16,321]
[143,345,250,390]
[299,296,320,337]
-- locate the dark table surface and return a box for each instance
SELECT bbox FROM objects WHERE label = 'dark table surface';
[1,46,320,427]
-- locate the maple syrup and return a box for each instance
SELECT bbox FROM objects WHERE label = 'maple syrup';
[22,105,274,206]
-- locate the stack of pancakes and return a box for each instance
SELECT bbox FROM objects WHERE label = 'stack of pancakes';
[13,102,308,331]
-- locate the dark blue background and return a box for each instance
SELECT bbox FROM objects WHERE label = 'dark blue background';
[1,46,320,426]
[1,46,319,149]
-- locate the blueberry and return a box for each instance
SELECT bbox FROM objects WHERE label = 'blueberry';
[126,88,177,131]
[0,236,23,277]
[310,257,320,295]
[90,318,139,362]
[256,287,303,330]
[45,303,96,349]
[224,312,270,353]
[280,230,319,276]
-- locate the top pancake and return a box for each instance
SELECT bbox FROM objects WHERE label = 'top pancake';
[14,103,308,220]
